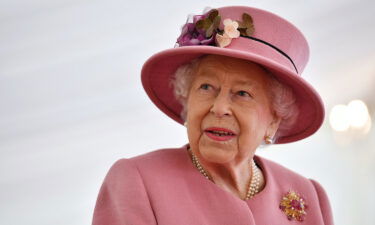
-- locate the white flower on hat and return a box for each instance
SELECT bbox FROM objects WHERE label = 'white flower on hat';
[215,33,232,48]
[216,19,240,48]
[223,19,240,38]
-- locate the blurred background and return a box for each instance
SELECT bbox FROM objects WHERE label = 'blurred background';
[1,0,374,224]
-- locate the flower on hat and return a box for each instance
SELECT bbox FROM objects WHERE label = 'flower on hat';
[176,10,220,47]
[223,19,240,38]
[176,9,254,48]
[215,33,231,48]
[215,19,240,48]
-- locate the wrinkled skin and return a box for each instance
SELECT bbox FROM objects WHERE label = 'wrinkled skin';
[186,55,281,199]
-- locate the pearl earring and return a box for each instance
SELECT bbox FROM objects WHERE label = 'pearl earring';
[265,136,273,144]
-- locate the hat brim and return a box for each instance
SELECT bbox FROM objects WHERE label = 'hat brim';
[141,44,324,144]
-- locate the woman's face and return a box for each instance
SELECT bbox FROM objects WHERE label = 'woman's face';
[186,55,280,164]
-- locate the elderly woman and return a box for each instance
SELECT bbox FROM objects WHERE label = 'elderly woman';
[92,6,333,225]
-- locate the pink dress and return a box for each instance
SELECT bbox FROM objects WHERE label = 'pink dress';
[92,145,334,225]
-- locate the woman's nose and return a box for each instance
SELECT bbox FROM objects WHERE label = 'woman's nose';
[210,92,232,117]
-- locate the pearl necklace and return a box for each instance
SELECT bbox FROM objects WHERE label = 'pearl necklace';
[188,148,261,200]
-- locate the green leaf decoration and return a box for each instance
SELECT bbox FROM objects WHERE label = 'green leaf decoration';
[237,13,254,37]
[196,19,211,30]
[207,9,219,21]
[213,15,221,28]
[196,20,204,29]
[237,27,247,36]
[205,15,221,37]
[196,9,221,38]
[242,13,253,24]
[206,25,214,38]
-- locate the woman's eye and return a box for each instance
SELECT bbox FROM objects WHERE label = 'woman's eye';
[237,90,252,98]
[199,83,211,90]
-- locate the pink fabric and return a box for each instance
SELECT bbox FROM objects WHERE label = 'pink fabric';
[92,146,334,225]
[217,6,309,73]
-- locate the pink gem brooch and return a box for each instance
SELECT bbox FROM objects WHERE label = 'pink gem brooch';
[279,190,308,222]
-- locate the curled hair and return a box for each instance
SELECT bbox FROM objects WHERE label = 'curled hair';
[265,74,299,141]
[170,57,299,143]
[170,58,200,121]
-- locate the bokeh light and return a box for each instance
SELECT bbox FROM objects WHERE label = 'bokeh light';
[347,100,370,128]
[329,104,350,131]
[329,100,371,133]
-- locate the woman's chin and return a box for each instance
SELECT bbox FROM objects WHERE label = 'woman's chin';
[198,143,236,164]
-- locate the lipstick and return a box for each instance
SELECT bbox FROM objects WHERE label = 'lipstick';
[204,127,236,142]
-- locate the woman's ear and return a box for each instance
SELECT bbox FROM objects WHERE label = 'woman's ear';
[266,116,282,138]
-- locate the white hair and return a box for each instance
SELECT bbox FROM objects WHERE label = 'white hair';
[170,56,299,142]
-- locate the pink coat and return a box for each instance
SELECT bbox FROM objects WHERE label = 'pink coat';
[92,145,334,225]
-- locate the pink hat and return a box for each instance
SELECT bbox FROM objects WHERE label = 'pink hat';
[141,6,324,144]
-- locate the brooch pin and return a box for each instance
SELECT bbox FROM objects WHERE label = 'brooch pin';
[279,190,307,222]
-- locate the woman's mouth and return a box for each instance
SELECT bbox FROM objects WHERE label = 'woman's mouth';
[204,127,236,142]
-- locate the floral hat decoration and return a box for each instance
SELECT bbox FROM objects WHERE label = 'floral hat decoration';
[141,6,325,144]
[176,9,255,48]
